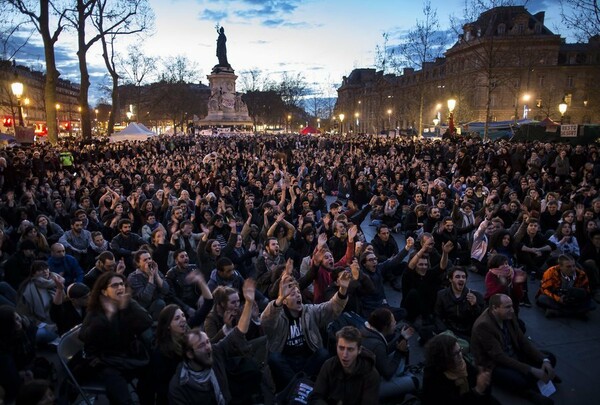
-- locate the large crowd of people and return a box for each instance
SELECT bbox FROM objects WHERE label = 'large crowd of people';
[0,133,598,405]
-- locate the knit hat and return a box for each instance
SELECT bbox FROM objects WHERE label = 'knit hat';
[67,283,90,299]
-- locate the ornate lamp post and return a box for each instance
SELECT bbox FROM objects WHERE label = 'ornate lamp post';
[387,109,392,131]
[287,114,291,133]
[55,103,61,135]
[11,81,25,127]
[558,97,568,125]
[447,98,456,134]
[433,116,439,136]
[339,113,345,136]
[354,112,359,134]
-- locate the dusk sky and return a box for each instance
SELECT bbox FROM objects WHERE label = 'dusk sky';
[12,0,567,103]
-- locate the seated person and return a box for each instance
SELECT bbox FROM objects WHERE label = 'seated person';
[536,254,596,318]
[422,334,499,405]
[165,249,202,318]
[361,308,418,401]
[261,270,351,391]
[517,218,555,278]
[434,267,484,339]
[50,282,90,335]
[309,326,380,405]
[205,285,261,343]
[471,294,559,405]
[484,254,526,314]
[169,279,262,404]
[127,250,170,320]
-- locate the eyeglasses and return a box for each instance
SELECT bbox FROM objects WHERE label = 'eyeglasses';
[108,282,125,289]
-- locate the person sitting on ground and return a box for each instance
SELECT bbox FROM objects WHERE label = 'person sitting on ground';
[166,249,202,318]
[471,294,559,405]
[84,251,126,289]
[484,254,526,314]
[422,334,499,405]
[127,250,170,320]
[47,242,83,287]
[50,282,89,335]
[168,279,261,404]
[361,308,419,401]
[536,254,596,318]
[80,271,153,405]
[261,269,351,391]
[308,325,380,405]
[16,260,62,346]
[434,267,484,340]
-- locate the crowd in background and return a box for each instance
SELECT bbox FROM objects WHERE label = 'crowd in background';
[0,133,598,405]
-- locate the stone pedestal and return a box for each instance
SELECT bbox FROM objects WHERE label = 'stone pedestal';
[201,67,252,127]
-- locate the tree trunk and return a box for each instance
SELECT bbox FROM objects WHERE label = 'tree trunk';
[418,87,424,138]
[107,73,118,135]
[484,83,492,141]
[40,0,59,145]
[76,0,92,140]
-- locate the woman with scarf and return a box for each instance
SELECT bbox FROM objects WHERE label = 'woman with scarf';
[423,334,499,405]
[484,254,526,313]
[16,261,62,346]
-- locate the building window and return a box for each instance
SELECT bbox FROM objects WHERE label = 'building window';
[517,24,525,34]
[538,75,544,86]
[498,24,506,35]
[534,23,542,34]
[565,94,572,105]
[567,76,574,88]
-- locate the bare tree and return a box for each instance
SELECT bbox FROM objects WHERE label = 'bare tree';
[560,0,600,42]
[65,0,153,139]
[277,71,308,109]
[94,0,154,136]
[0,3,33,61]
[399,0,449,137]
[7,0,67,144]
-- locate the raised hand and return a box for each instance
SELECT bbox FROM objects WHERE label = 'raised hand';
[400,325,415,340]
[337,270,352,291]
[442,240,454,254]
[350,259,360,280]
[347,225,358,241]
[405,236,415,251]
[242,278,256,303]
[317,233,328,248]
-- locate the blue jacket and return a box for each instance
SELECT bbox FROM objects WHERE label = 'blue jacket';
[47,255,83,286]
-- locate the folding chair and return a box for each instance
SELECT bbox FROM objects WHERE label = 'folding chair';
[57,324,106,405]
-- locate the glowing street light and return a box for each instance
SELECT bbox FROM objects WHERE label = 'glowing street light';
[339,113,345,135]
[387,109,392,130]
[559,97,568,124]
[11,81,25,127]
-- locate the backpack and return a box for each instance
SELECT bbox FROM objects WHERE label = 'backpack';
[326,311,366,352]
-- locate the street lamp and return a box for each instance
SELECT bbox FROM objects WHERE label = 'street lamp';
[56,103,61,134]
[317,118,321,129]
[11,81,25,127]
[447,98,456,134]
[433,117,439,136]
[339,113,345,136]
[354,112,359,133]
[287,114,291,133]
[387,109,392,130]
[558,97,568,124]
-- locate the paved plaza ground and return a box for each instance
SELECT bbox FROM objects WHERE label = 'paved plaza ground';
[361,212,600,405]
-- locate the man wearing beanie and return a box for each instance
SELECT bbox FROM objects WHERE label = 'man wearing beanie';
[50,281,90,335]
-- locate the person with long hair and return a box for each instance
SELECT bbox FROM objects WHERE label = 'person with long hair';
[142,304,190,405]
[423,334,499,405]
[79,271,153,405]
[548,222,580,261]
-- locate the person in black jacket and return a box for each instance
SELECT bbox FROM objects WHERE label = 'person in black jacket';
[361,308,418,401]
[49,282,89,335]
[309,326,380,405]
[423,334,499,405]
[434,267,484,339]
[79,271,153,405]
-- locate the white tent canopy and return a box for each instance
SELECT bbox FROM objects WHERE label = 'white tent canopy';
[110,122,156,142]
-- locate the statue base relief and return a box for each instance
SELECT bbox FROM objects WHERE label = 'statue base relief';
[201,67,252,127]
